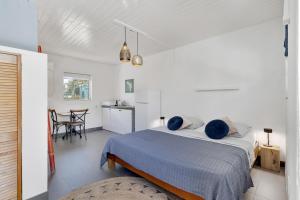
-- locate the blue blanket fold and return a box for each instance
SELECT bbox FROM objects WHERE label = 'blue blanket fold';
[100,129,253,200]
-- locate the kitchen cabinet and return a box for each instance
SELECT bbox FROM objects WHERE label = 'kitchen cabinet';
[102,107,111,131]
[102,106,134,134]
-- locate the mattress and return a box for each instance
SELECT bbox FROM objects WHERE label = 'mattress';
[100,129,253,200]
[151,126,256,166]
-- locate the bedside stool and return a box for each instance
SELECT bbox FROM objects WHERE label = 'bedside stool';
[260,145,280,172]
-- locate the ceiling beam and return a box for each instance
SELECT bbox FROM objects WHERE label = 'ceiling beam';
[113,19,170,48]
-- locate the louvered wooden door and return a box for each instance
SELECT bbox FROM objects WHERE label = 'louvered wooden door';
[0,52,22,200]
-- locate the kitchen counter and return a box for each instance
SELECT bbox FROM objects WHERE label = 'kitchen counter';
[101,105,135,110]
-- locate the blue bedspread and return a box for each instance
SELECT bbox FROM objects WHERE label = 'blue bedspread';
[100,130,253,200]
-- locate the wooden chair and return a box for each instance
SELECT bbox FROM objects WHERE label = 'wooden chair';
[48,109,69,142]
[67,109,88,141]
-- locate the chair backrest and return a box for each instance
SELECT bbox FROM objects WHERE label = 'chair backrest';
[70,109,88,123]
[48,109,58,123]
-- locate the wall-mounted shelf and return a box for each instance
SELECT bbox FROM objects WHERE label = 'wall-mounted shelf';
[195,87,239,92]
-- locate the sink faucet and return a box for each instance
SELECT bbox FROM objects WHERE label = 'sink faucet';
[115,99,121,106]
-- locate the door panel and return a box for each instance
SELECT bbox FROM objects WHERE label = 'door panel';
[0,52,21,200]
[109,109,132,134]
[0,131,17,143]
[118,109,132,134]
[110,109,119,133]
[102,108,111,131]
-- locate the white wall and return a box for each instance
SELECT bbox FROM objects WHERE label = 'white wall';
[285,0,299,199]
[0,45,48,199]
[0,0,38,51]
[116,18,286,160]
[48,54,118,130]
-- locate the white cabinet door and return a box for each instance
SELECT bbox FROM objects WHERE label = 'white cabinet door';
[110,109,132,134]
[118,109,132,134]
[102,107,132,134]
[102,108,111,130]
[110,109,119,133]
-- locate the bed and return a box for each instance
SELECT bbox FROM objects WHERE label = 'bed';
[100,126,258,200]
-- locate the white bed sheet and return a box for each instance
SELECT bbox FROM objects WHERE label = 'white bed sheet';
[151,126,256,167]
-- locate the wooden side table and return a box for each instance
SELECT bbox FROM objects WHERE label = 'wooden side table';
[260,145,280,172]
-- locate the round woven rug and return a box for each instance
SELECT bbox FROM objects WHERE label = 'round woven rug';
[60,176,181,200]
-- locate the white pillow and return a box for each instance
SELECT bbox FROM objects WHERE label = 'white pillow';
[195,125,206,133]
[184,117,205,129]
[222,117,238,135]
[230,123,252,138]
[179,117,193,129]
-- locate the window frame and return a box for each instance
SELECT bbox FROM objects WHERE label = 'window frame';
[63,72,92,101]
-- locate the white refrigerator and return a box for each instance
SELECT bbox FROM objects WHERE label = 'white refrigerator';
[135,90,161,131]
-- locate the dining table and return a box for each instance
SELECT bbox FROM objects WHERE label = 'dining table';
[57,112,90,117]
[56,111,90,136]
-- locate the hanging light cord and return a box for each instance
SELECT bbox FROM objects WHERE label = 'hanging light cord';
[137,32,139,55]
[125,27,127,42]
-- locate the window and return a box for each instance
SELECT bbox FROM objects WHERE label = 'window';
[64,73,91,100]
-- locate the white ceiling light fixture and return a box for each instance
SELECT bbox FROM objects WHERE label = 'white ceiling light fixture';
[132,32,143,67]
[120,27,131,63]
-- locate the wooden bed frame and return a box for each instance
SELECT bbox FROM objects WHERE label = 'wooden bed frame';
[107,153,204,200]
[107,145,260,200]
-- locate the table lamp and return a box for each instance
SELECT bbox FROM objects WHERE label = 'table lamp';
[263,128,272,147]
[160,116,165,126]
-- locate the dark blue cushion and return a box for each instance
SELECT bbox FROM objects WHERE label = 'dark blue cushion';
[167,116,183,131]
[205,120,229,139]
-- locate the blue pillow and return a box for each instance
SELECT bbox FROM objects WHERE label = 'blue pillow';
[205,120,229,139]
[167,116,183,131]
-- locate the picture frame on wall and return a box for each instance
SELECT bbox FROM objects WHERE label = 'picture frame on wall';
[125,79,134,93]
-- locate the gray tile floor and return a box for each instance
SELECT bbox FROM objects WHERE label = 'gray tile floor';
[48,130,287,200]
[245,167,287,200]
[48,130,135,200]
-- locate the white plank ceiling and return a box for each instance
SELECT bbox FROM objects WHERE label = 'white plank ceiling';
[37,0,283,64]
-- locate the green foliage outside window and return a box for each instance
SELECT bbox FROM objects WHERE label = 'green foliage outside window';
[64,75,90,100]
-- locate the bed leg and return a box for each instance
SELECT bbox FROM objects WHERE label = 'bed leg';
[108,157,115,169]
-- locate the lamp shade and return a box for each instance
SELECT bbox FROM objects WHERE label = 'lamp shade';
[263,128,273,147]
[131,32,143,67]
[264,128,272,133]
[120,41,131,62]
[131,54,143,67]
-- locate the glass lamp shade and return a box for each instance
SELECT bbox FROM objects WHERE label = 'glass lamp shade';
[131,54,143,67]
[120,42,131,63]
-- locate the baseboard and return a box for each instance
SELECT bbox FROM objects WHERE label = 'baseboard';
[86,126,103,133]
[27,192,48,200]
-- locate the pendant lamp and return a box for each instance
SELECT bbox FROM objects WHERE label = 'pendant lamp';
[120,27,131,63]
[132,32,143,67]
